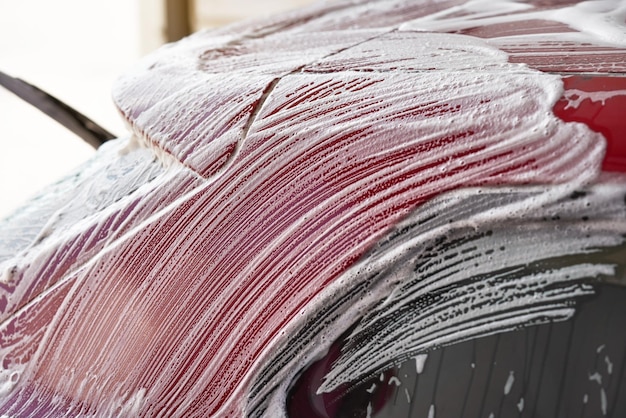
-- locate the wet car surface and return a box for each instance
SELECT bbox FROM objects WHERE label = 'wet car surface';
[0,0,625,416]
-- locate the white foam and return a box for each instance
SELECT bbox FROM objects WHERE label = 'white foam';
[504,371,515,395]
[400,0,626,47]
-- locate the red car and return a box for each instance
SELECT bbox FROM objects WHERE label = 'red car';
[0,0,625,416]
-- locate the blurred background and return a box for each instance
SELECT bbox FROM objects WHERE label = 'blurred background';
[0,0,315,219]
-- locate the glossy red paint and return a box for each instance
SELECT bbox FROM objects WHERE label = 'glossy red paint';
[554,75,626,173]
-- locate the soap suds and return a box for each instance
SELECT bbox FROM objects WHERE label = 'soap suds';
[565,89,626,109]
[0,0,624,417]
[388,376,401,386]
[400,0,626,48]
[605,356,613,375]
[504,371,515,395]
[414,354,428,374]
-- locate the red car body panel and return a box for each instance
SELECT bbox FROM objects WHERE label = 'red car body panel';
[0,0,624,416]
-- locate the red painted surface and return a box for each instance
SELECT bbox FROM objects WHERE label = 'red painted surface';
[554,76,626,173]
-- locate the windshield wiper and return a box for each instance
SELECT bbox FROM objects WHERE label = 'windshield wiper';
[0,70,115,148]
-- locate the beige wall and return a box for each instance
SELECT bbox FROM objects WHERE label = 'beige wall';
[193,0,316,28]
[140,0,317,52]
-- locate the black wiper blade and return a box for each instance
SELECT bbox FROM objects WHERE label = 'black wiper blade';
[0,70,115,148]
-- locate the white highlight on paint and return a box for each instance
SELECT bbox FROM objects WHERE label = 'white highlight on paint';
[597,344,606,353]
[428,404,436,418]
[366,383,377,394]
[504,371,515,395]
[517,397,525,412]
[404,388,411,403]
